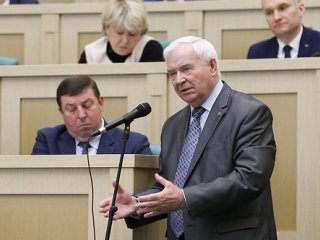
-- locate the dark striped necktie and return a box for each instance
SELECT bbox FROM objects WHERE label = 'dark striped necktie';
[283,45,292,58]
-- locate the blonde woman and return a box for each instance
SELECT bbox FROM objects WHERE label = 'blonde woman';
[79,0,164,63]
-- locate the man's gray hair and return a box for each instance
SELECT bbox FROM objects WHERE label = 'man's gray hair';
[163,36,222,79]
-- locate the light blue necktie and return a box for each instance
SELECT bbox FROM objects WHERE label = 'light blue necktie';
[170,107,205,237]
[79,142,90,155]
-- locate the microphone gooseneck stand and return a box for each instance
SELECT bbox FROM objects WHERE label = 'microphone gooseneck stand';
[105,123,131,240]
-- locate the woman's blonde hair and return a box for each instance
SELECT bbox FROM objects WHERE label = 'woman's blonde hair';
[101,0,149,35]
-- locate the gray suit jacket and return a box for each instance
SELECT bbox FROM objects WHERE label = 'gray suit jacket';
[126,82,277,240]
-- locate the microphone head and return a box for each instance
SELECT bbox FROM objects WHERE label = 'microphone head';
[136,102,152,118]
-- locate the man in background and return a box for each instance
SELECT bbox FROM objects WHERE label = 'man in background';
[247,0,320,58]
[32,75,151,155]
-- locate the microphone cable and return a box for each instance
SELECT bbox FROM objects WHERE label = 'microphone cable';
[84,137,96,240]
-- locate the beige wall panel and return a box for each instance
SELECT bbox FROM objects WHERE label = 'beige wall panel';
[20,98,62,155]
[60,14,102,63]
[184,11,203,37]
[78,32,104,60]
[147,12,185,42]
[303,6,320,28]
[0,195,88,240]
[103,97,128,123]
[0,34,24,64]
[0,15,41,64]
[147,31,167,42]
[222,29,273,59]
[41,14,60,64]
[146,73,168,144]
[253,94,297,231]
[204,10,268,59]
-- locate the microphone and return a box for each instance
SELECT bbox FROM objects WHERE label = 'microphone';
[91,102,151,137]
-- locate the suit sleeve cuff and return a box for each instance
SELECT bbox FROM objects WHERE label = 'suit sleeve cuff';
[182,189,189,209]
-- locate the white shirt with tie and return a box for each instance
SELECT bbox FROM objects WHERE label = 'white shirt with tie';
[277,25,303,58]
[75,118,104,155]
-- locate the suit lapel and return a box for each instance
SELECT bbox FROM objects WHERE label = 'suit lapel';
[96,131,116,154]
[59,131,76,154]
[168,106,191,181]
[267,37,279,58]
[298,27,313,57]
[185,83,231,182]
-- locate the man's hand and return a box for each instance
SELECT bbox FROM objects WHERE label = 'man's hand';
[99,181,137,220]
[136,173,186,218]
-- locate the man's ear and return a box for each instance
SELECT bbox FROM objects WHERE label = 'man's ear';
[99,96,104,107]
[209,58,217,71]
[298,3,305,15]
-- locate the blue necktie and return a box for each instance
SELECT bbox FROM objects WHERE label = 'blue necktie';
[283,45,292,58]
[170,107,206,237]
[79,142,90,155]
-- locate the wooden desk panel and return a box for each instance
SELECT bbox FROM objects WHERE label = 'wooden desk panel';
[0,154,164,240]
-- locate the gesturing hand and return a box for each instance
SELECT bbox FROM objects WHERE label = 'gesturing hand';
[99,181,137,220]
[135,173,186,218]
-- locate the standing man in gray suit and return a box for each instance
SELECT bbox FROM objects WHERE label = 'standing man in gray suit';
[100,36,277,240]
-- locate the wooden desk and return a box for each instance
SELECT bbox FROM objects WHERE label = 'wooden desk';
[0,154,165,240]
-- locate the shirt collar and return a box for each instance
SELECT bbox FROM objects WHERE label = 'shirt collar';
[2,0,9,5]
[191,79,224,113]
[75,118,104,152]
[277,25,303,58]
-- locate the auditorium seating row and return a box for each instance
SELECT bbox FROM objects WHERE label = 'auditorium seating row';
[0,0,320,64]
[0,58,320,240]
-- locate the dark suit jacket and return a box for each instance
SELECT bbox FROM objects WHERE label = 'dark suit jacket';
[31,124,152,155]
[247,26,320,58]
[10,0,38,3]
[126,82,277,240]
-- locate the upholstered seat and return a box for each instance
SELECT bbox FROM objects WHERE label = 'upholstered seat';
[150,144,161,155]
[0,56,19,65]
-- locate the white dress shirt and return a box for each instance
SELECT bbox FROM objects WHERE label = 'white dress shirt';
[277,25,303,58]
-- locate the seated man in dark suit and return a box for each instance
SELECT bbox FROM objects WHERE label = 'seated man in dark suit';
[247,0,320,59]
[32,75,151,155]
